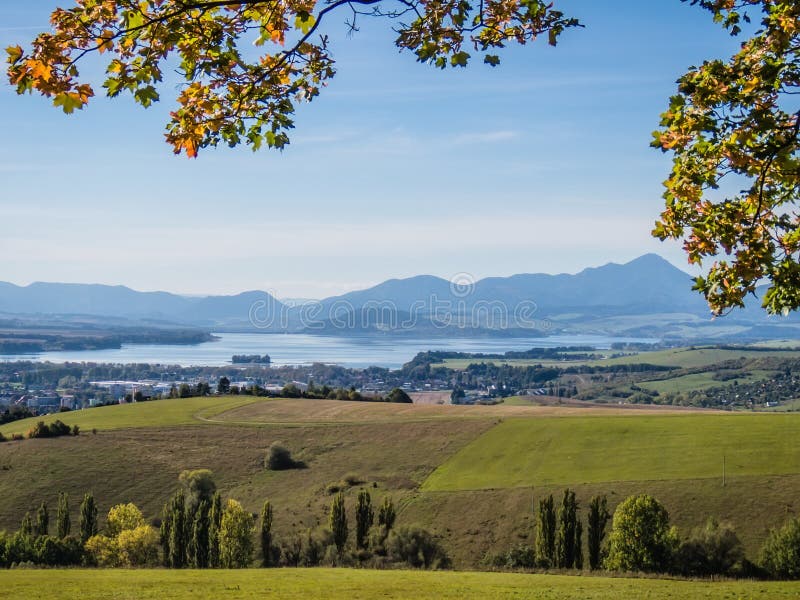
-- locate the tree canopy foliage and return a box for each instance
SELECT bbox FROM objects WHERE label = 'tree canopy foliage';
[5,0,577,158]
[653,0,800,315]
[5,0,800,314]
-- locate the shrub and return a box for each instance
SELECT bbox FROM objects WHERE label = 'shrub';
[386,526,451,569]
[71,425,80,436]
[342,473,363,487]
[506,544,536,569]
[116,525,160,567]
[84,534,120,567]
[386,388,413,403]
[675,518,743,576]
[11,433,23,441]
[27,420,73,439]
[0,432,5,443]
[279,534,303,567]
[760,517,800,579]
[605,494,677,573]
[33,535,83,566]
[265,442,298,470]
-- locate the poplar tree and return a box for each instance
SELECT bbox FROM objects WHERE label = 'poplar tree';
[208,492,223,568]
[377,496,396,531]
[35,501,49,537]
[56,492,70,539]
[260,500,274,567]
[79,492,98,544]
[355,490,374,550]
[535,495,556,567]
[329,493,348,553]
[191,499,211,568]
[587,495,611,570]
[555,489,579,569]
[168,490,188,568]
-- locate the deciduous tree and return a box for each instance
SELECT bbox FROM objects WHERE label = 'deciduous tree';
[605,494,678,573]
[653,1,800,315]
[218,499,254,568]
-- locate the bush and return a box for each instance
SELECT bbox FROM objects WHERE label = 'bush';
[264,442,299,470]
[33,535,83,566]
[27,420,73,439]
[760,517,800,579]
[342,473,363,486]
[279,534,303,567]
[386,388,413,403]
[386,526,451,569]
[605,494,677,573]
[675,519,743,576]
[506,544,536,569]
[11,433,23,441]
[84,534,120,567]
[116,525,160,566]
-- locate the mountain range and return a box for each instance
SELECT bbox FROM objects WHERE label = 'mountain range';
[0,255,796,341]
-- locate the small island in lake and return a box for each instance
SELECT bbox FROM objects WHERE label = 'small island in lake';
[231,354,272,364]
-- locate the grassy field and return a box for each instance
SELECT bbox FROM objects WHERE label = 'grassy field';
[422,413,800,491]
[435,346,800,370]
[4,568,800,599]
[0,396,258,437]
[208,398,705,426]
[638,369,776,394]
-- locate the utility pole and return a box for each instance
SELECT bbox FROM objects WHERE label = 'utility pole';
[722,454,726,488]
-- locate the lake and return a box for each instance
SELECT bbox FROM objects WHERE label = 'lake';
[0,333,657,369]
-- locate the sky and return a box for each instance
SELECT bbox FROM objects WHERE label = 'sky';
[0,1,745,299]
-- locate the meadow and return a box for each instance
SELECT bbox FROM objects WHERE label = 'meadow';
[422,413,800,490]
[4,568,800,599]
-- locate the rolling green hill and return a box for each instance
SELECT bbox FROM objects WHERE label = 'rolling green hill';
[422,414,800,491]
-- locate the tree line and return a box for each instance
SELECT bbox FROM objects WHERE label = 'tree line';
[0,470,448,571]
[487,490,800,580]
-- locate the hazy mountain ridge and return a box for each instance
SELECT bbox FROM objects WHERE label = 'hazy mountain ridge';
[0,255,796,339]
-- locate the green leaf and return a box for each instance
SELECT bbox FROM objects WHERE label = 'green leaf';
[5,45,23,65]
[294,12,316,35]
[134,86,159,107]
[450,52,470,68]
[52,93,83,115]
[483,54,500,67]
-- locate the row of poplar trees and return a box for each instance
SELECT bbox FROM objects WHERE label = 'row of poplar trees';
[19,491,100,543]
[535,490,611,570]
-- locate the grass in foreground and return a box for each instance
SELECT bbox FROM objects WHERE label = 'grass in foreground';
[4,568,800,600]
[423,413,800,491]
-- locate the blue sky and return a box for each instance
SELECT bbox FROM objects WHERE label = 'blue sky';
[0,1,743,298]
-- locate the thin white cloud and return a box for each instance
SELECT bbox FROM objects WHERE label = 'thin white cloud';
[452,130,519,144]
